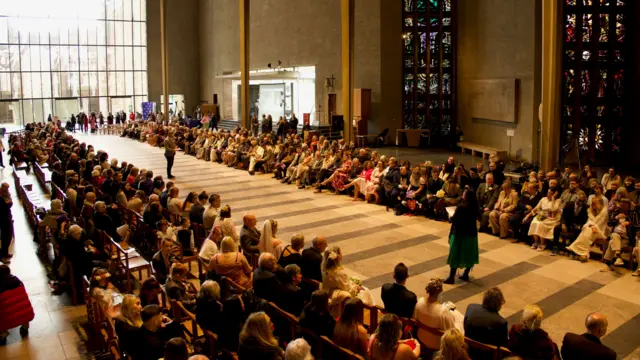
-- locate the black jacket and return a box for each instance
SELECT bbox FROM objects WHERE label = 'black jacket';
[463,304,508,348]
[240,226,261,255]
[277,282,305,316]
[151,251,174,285]
[189,202,205,224]
[299,305,336,338]
[450,204,478,237]
[380,283,417,319]
[561,333,616,360]
[252,268,280,303]
[300,247,323,281]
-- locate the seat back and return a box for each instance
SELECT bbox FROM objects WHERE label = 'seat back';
[265,301,298,345]
[465,336,499,360]
[320,335,366,360]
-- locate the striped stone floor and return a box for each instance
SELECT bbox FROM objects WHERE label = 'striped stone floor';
[76,134,640,359]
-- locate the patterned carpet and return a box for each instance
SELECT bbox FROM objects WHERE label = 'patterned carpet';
[76,134,640,359]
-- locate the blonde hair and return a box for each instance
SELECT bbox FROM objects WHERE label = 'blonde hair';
[220,236,237,253]
[322,246,342,273]
[434,328,470,360]
[239,312,280,350]
[426,278,444,298]
[118,294,142,327]
[522,304,543,331]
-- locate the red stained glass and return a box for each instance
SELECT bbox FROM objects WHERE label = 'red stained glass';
[598,70,607,97]
[613,70,623,97]
[566,14,577,42]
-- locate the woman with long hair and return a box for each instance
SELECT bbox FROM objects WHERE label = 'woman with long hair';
[332,298,368,356]
[238,312,284,360]
[368,313,420,360]
[208,237,252,288]
[344,160,374,201]
[114,294,143,355]
[433,329,470,360]
[444,188,479,284]
[299,290,336,337]
[258,219,283,256]
[322,246,374,316]
[567,197,609,262]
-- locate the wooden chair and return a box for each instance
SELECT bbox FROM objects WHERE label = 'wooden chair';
[498,346,514,359]
[320,335,366,360]
[105,233,151,292]
[412,320,446,357]
[301,277,321,291]
[191,222,206,250]
[465,336,499,360]
[171,299,204,346]
[66,260,79,305]
[265,301,298,345]
[361,303,379,334]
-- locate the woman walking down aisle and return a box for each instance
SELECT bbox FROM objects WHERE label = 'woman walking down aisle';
[567,197,609,262]
[444,188,479,284]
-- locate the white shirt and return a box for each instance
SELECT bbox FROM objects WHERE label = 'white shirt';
[167,197,183,215]
[203,206,218,230]
[198,239,218,262]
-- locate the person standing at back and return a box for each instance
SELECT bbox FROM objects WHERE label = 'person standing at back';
[164,131,176,179]
[561,312,616,360]
[381,263,417,319]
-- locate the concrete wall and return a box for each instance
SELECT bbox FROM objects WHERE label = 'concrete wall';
[199,0,394,133]
[147,0,201,112]
[457,0,542,162]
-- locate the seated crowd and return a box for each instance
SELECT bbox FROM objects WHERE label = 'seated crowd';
[0,120,627,360]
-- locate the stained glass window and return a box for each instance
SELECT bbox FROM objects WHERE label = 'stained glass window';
[561,0,630,165]
[402,0,455,139]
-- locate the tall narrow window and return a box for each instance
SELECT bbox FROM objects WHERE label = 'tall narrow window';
[561,0,630,164]
[402,0,455,143]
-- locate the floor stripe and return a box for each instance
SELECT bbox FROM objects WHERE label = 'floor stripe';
[232,203,351,226]
[327,223,403,244]
[224,190,297,202]
[505,278,608,325]
[281,213,370,233]
[602,313,640,359]
[234,198,312,213]
[342,233,441,265]
[442,260,547,304]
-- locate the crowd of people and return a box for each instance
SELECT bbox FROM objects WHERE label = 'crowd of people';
[0,118,632,360]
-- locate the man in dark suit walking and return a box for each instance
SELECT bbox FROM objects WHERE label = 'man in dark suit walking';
[464,287,508,348]
[252,253,280,303]
[300,236,327,281]
[240,214,261,257]
[561,313,616,360]
[381,263,417,319]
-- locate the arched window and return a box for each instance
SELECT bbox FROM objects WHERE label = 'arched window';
[561,0,630,165]
[402,0,455,143]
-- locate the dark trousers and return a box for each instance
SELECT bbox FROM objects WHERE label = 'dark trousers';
[552,225,579,251]
[165,154,175,177]
[0,223,13,258]
[0,152,4,167]
[510,213,532,243]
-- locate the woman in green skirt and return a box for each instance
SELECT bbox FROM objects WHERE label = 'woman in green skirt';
[444,187,479,284]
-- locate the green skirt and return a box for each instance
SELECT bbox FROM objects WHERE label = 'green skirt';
[447,233,479,269]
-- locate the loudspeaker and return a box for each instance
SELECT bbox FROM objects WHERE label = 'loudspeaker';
[213,94,218,105]
[331,115,344,132]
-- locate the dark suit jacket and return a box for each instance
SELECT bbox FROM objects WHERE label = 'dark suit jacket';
[240,226,261,255]
[476,183,500,210]
[151,251,173,284]
[300,247,323,281]
[463,304,508,347]
[561,333,616,360]
[189,202,205,224]
[277,282,305,316]
[253,268,280,303]
[380,283,417,319]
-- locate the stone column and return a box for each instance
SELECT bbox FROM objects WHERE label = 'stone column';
[341,0,355,143]
[160,0,169,116]
[540,0,562,170]
[239,0,250,128]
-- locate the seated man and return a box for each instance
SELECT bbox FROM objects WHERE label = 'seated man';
[300,236,327,282]
[477,173,500,231]
[551,192,588,255]
[151,238,176,284]
[252,253,281,303]
[464,287,508,348]
[165,263,197,312]
[381,263,417,319]
[240,214,261,257]
[561,313,616,360]
[510,182,543,244]
[188,191,208,225]
[277,264,305,316]
[601,198,633,271]
[130,305,183,360]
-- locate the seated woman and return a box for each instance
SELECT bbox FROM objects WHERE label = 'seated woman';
[207,237,253,289]
[238,312,284,360]
[527,188,562,251]
[199,226,221,263]
[427,180,461,220]
[215,206,239,244]
[181,191,197,217]
[258,219,283,257]
[368,313,420,360]
[413,278,462,350]
[166,187,183,217]
[489,181,519,238]
[433,329,471,360]
[332,298,369,356]
[175,217,195,256]
[322,246,374,317]
[508,305,559,360]
[276,233,304,267]
[0,265,35,345]
[156,219,176,242]
[567,197,609,262]
[89,268,120,319]
[195,280,223,333]
[344,160,374,201]
[298,290,336,338]
[114,294,143,355]
[362,160,385,203]
[318,152,352,194]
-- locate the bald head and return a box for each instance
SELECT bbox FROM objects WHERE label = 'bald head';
[585,312,608,338]
[258,252,277,271]
[243,214,257,228]
[312,236,328,252]
[188,356,209,360]
[149,194,160,203]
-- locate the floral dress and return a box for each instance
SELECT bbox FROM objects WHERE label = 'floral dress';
[332,160,352,191]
